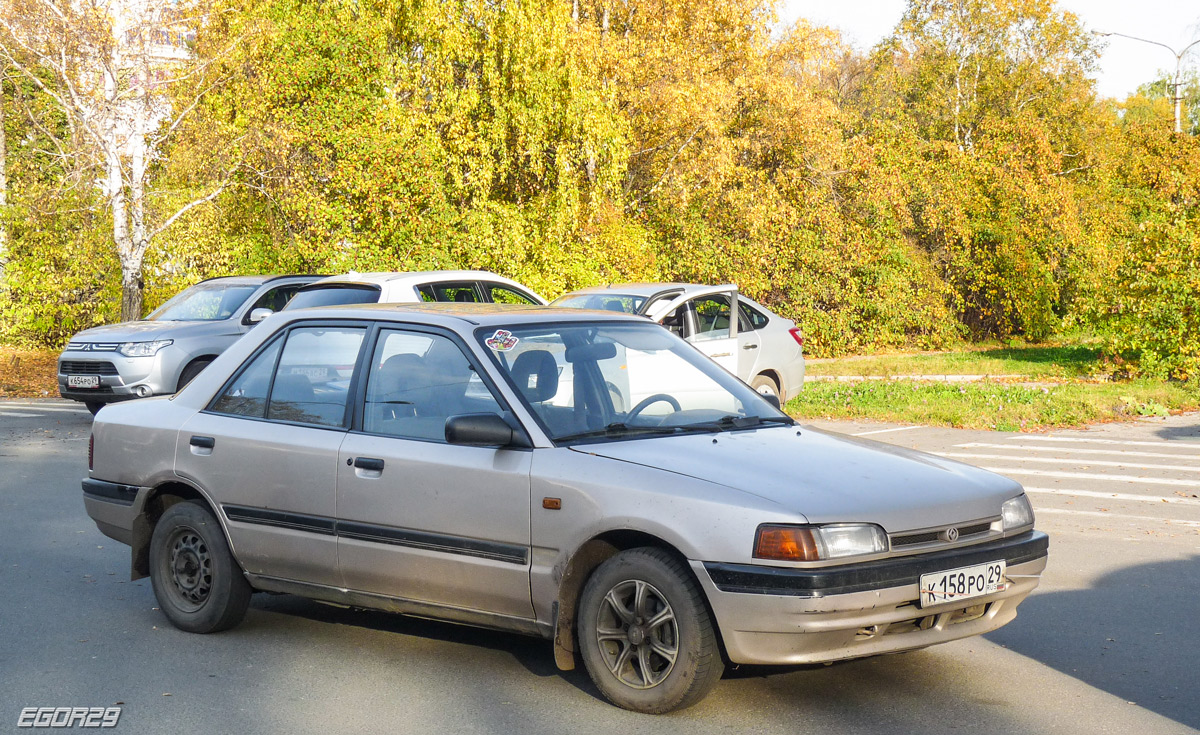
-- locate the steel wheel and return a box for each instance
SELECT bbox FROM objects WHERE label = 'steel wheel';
[165,528,213,611]
[149,500,251,633]
[594,579,679,689]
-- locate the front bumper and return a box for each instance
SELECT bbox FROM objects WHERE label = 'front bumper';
[57,349,176,404]
[695,530,1048,665]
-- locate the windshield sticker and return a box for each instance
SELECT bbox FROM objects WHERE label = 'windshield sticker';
[486,329,519,352]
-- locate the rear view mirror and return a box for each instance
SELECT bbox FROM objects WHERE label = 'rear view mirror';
[565,342,617,363]
[248,308,273,324]
[445,413,528,447]
[761,393,781,410]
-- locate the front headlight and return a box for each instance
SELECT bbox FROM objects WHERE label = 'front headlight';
[1001,494,1035,530]
[754,523,888,562]
[117,339,173,357]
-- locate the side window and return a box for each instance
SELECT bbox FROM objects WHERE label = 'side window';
[690,295,733,341]
[363,330,503,442]
[486,283,539,305]
[211,337,285,418]
[265,326,366,427]
[416,282,482,303]
[245,284,304,322]
[739,300,770,330]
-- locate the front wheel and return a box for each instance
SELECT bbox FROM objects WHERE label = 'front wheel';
[149,500,251,633]
[84,402,104,416]
[578,548,724,713]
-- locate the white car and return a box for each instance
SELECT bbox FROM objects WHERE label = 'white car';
[553,283,805,402]
[282,270,547,311]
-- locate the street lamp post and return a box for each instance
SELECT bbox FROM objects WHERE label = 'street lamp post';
[1094,30,1200,134]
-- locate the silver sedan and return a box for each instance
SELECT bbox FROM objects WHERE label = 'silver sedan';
[552,283,805,402]
[82,303,1046,713]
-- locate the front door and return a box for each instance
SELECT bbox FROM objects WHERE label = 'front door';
[335,327,534,619]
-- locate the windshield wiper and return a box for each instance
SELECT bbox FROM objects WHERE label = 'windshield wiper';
[555,422,680,443]
[675,414,794,433]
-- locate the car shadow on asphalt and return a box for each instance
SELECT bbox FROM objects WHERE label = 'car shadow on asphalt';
[985,555,1200,730]
[1154,423,1200,442]
[249,593,608,703]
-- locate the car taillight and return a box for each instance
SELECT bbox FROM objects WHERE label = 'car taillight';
[788,327,804,347]
[88,433,94,471]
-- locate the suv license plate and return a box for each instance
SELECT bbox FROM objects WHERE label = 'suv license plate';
[68,375,100,389]
[919,560,1006,607]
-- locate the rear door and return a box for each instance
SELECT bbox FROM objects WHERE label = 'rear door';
[335,327,534,619]
[174,321,368,588]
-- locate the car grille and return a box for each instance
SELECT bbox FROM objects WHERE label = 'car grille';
[60,361,120,375]
[66,342,120,352]
[890,521,994,549]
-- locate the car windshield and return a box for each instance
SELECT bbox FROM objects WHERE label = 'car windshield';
[550,293,647,314]
[145,282,259,321]
[285,284,382,310]
[477,322,791,444]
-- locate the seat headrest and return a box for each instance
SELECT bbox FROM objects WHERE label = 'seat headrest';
[510,350,559,403]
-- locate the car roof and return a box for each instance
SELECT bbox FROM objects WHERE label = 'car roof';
[278,302,648,329]
[559,283,728,298]
[196,274,323,286]
[307,270,527,287]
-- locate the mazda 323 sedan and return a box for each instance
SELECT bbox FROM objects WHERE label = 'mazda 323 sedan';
[82,303,1048,713]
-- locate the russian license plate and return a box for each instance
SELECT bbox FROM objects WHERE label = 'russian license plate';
[289,366,328,379]
[67,375,100,389]
[920,560,1006,607]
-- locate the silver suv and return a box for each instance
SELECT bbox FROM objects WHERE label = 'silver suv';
[58,275,320,413]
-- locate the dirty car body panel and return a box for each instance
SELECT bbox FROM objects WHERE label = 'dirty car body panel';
[83,302,1046,710]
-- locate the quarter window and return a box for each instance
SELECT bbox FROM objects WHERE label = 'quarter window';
[739,300,770,330]
[362,330,502,442]
[211,337,285,418]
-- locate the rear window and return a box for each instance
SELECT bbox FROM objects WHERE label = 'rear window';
[285,285,381,310]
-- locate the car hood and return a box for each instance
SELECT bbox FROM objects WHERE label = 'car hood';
[68,319,238,343]
[568,425,1022,532]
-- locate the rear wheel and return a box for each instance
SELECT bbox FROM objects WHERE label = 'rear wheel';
[751,374,780,401]
[578,548,724,713]
[149,501,251,633]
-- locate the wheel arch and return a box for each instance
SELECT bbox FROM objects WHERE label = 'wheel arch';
[754,369,783,400]
[131,479,223,580]
[176,355,217,392]
[552,529,724,672]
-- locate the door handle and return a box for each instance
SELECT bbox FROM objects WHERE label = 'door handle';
[189,435,215,456]
[742,343,759,350]
[353,457,385,472]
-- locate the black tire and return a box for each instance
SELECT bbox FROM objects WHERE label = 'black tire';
[176,359,212,393]
[149,500,251,633]
[84,402,104,416]
[578,547,724,714]
[751,374,780,401]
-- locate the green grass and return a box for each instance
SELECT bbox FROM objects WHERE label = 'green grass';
[805,344,1104,380]
[786,378,1200,431]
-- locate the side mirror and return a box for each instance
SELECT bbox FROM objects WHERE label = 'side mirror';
[761,393,781,410]
[248,307,273,324]
[445,413,528,448]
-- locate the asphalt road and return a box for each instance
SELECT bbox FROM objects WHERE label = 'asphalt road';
[1,399,1197,734]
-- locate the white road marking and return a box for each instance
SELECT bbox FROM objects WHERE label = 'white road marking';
[2,405,87,414]
[0,411,39,418]
[940,451,1200,473]
[1019,436,1200,452]
[1022,485,1200,505]
[1036,507,1200,527]
[980,466,1200,488]
[852,426,922,436]
[954,442,1200,461]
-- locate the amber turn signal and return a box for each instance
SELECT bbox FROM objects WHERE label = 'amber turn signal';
[754,525,821,562]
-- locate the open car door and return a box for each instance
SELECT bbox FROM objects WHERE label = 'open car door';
[644,285,740,374]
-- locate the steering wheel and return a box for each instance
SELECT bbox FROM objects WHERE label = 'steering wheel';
[627,393,682,422]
